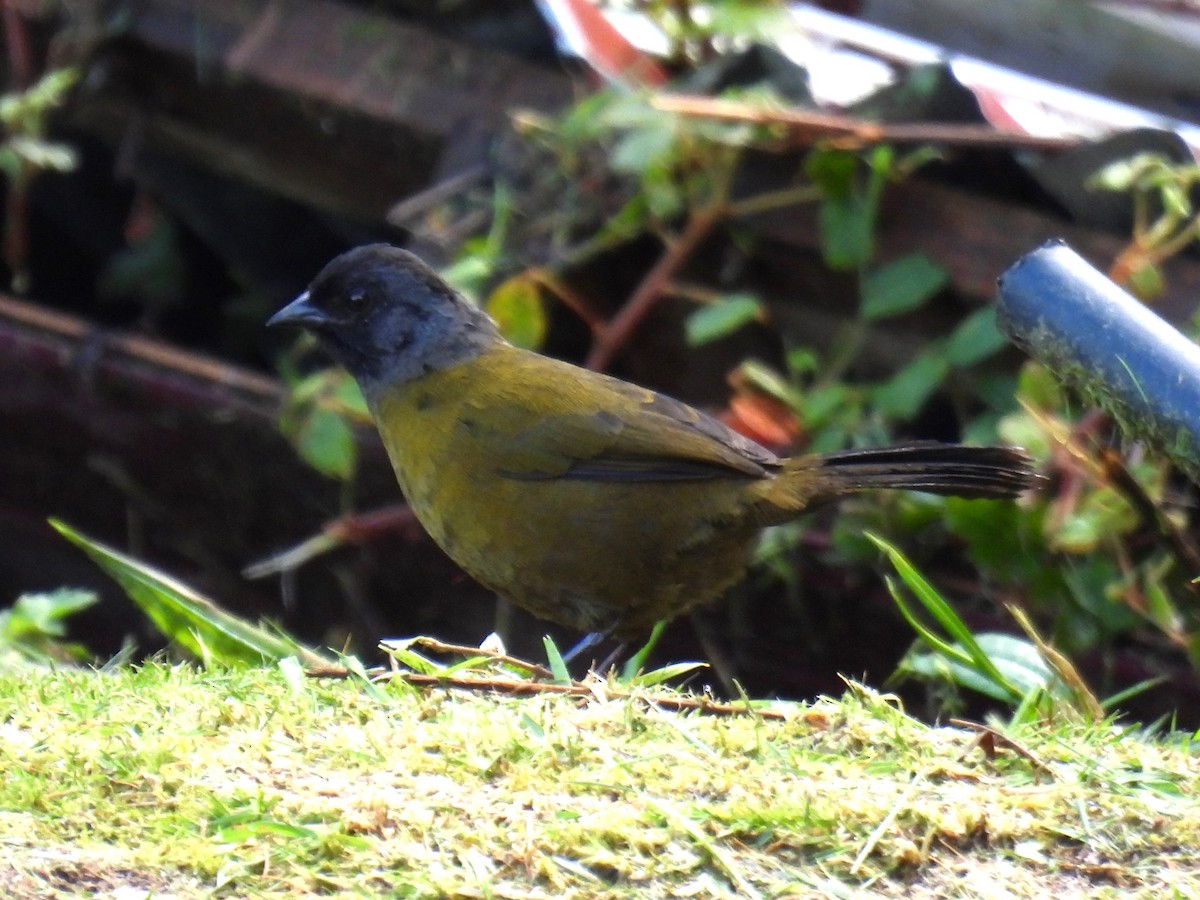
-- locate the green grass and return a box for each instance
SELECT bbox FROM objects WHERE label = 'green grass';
[1,664,1198,898]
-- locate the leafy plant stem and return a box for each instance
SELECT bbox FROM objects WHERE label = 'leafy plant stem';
[727,184,822,218]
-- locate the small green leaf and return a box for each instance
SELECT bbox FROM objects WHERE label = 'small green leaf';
[945,306,1007,367]
[901,633,1057,702]
[611,123,677,175]
[543,636,572,686]
[872,349,949,419]
[379,638,445,675]
[1127,261,1165,300]
[1162,180,1191,219]
[1,588,96,641]
[805,147,856,200]
[296,406,356,481]
[685,293,763,345]
[818,195,874,271]
[806,148,877,269]
[279,370,363,482]
[621,620,667,682]
[1015,360,1064,409]
[486,273,548,350]
[785,347,819,376]
[641,162,684,221]
[739,359,804,410]
[630,661,707,688]
[860,254,948,320]
[1088,158,1138,192]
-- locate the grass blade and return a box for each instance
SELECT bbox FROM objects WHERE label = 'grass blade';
[50,519,328,668]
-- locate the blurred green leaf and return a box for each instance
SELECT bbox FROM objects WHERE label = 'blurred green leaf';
[1,588,95,641]
[1127,262,1165,300]
[50,520,328,668]
[1015,360,1065,409]
[641,161,685,221]
[543,636,572,686]
[706,1,792,37]
[685,293,763,345]
[596,194,652,246]
[806,147,896,271]
[860,254,948,320]
[945,306,1007,367]
[805,147,856,200]
[1162,180,1191,219]
[611,124,677,175]
[739,359,805,410]
[900,632,1058,702]
[99,216,185,312]
[292,407,355,482]
[817,194,873,271]
[0,588,97,666]
[1088,157,1137,192]
[802,382,855,430]
[1052,486,1139,554]
[785,347,819,376]
[621,620,668,683]
[806,149,874,270]
[996,409,1053,463]
[872,348,949,419]
[486,273,548,350]
[279,370,364,482]
[0,67,79,129]
[944,497,1048,587]
[630,661,707,688]
[3,135,76,171]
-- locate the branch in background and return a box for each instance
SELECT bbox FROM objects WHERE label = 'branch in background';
[585,207,721,370]
[652,94,1078,151]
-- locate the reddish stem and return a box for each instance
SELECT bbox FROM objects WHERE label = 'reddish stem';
[3,2,32,89]
[585,207,720,371]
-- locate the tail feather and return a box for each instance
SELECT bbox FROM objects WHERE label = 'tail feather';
[814,443,1038,499]
[758,443,1039,522]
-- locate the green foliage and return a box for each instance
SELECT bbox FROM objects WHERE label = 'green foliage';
[0,588,97,667]
[278,367,366,482]
[807,146,885,270]
[867,532,1120,726]
[485,272,548,349]
[1,67,79,291]
[871,351,950,420]
[859,253,948,320]
[1089,152,1200,299]
[944,306,1007,366]
[685,292,763,345]
[50,519,328,668]
[0,67,79,181]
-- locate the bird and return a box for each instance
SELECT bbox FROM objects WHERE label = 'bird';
[268,244,1038,642]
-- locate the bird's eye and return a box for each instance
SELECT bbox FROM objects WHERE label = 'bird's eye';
[347,288,367,310]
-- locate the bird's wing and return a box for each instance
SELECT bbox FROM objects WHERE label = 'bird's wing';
[476,363,780,483]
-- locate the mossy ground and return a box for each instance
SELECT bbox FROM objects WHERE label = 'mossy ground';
[1,664,1197,898]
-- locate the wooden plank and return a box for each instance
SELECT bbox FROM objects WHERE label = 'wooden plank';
[748,175,1200,323]
[53,0,573,220]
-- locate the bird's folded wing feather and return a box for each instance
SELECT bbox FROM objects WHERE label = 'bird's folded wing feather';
[478,376,780,482]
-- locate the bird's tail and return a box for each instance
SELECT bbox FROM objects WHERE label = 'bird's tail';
[756,443,1039,522]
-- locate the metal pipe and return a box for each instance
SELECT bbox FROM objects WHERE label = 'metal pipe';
[996,239,1200,483]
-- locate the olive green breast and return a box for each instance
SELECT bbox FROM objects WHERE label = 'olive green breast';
[367,344,767,634]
